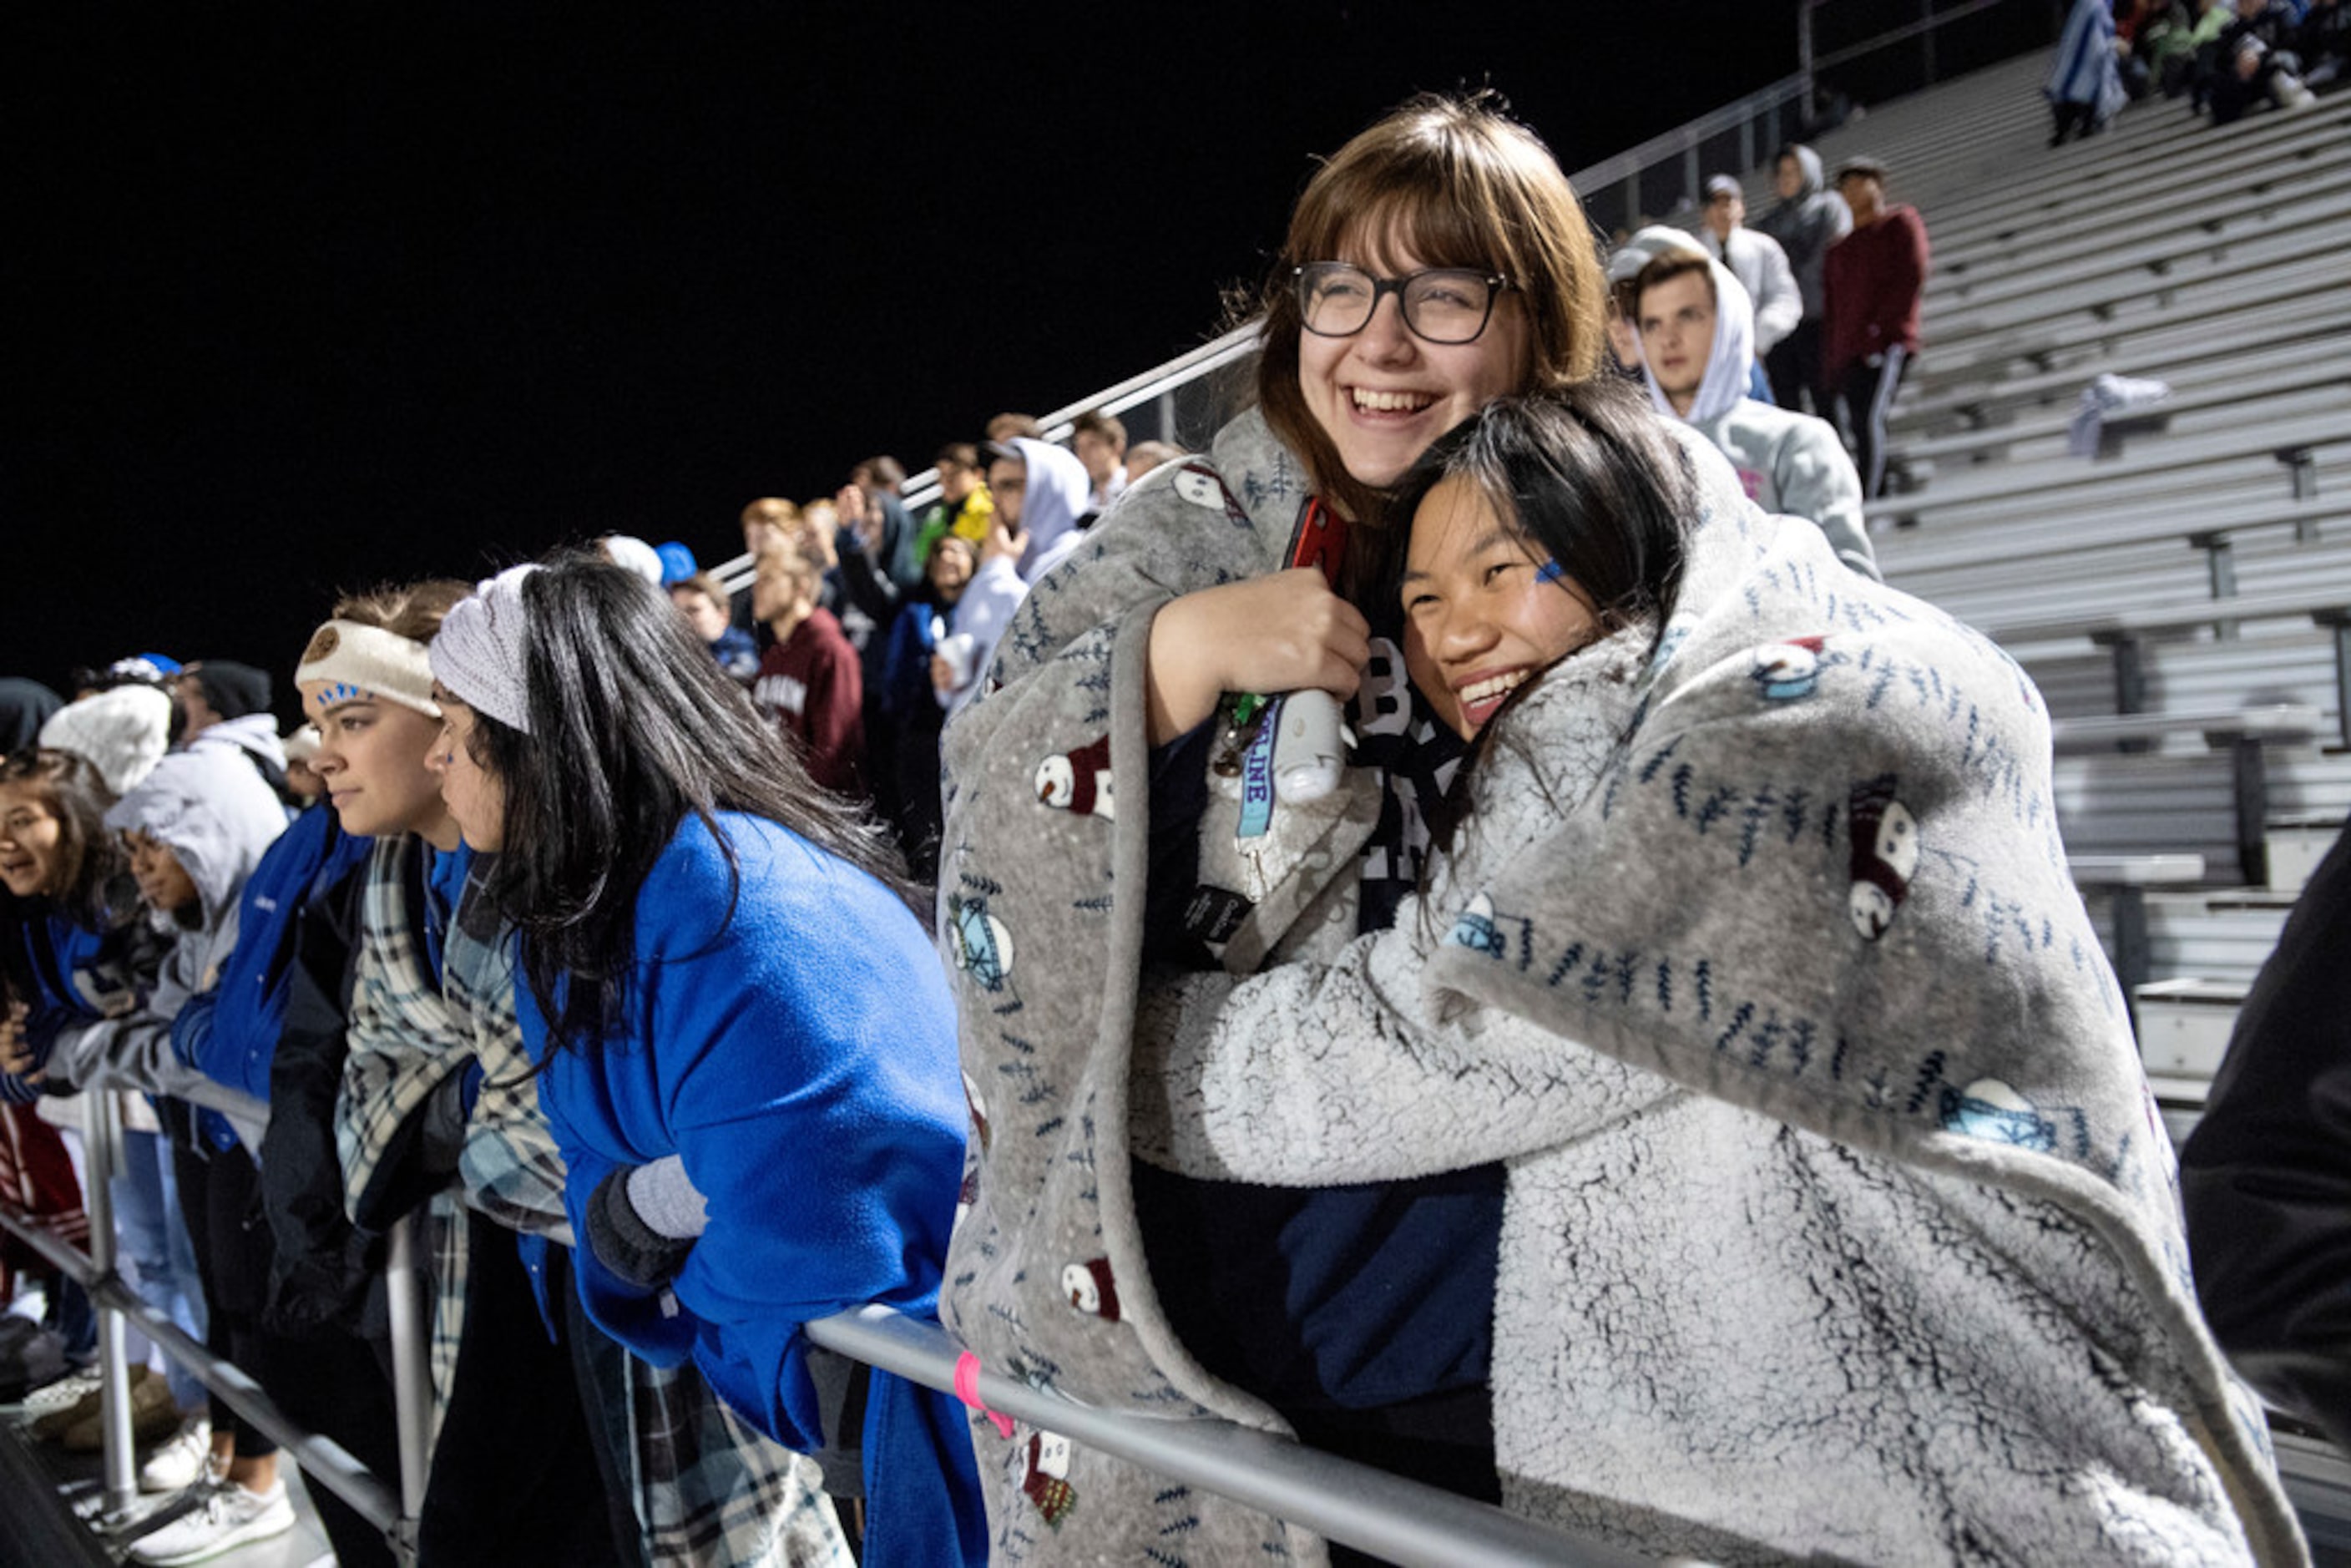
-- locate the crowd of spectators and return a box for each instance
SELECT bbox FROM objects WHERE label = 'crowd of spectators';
[1606,144,1928,508]
[0,57,2341,1568]
[2114,0,2340,121]
[0,409,1181,1563]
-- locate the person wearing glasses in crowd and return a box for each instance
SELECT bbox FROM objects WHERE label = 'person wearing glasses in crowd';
[936,92,1617,1562]
[933,85,2303,1565]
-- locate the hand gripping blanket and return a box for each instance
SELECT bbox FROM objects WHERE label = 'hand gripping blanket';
[943,406,2306,1564]
[1127,496,2308,1562]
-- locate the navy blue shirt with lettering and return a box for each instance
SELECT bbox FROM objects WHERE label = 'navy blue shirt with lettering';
[1133,632,1504,1494]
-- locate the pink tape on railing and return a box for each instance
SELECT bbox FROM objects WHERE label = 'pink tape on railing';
[952,1351,1016,1439]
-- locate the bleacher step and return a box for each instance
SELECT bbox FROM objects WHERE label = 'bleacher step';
[2264,817,2343,897]
[2134,977,2247,1093]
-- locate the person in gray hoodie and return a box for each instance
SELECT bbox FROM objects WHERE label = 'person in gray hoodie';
[1633,248,1879,579]
[1752,143,1851,414]
[30,747,283,1136]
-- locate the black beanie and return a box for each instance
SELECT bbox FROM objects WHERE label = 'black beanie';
[193,660,271,721]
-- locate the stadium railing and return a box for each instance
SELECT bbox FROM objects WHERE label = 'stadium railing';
[0,1090,1647,1567]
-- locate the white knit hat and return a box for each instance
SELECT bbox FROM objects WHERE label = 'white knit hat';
[429,564,539,735]
[600,534,665,586]
[39,685,173,798]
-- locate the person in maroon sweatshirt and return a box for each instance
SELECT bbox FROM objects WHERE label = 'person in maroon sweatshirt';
[1823,155,1929,499]
[749,543,866,796]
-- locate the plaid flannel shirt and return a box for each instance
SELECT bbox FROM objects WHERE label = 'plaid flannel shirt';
[629,1356,849,1568]
[336,838,468,1232]
[440,857,850,1564]
[336,838,470,1452]
[443,864,572,1245]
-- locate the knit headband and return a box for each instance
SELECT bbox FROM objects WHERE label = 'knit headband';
[296,620,441,719]
[427,564,538,736]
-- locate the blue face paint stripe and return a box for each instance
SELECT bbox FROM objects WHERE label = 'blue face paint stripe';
[1534,559,1565,585]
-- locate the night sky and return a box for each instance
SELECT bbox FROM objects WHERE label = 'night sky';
[11,4,2008,717]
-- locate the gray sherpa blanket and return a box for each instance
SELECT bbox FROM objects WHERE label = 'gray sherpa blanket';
[940,407,2304,1564]
[940,408,1405,1565]
[1130,491,2307,1560]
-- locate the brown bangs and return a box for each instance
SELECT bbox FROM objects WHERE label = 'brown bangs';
[1256,92,1607,541]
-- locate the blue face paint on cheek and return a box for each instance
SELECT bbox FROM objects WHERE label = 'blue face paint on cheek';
[1534,559,1565,586]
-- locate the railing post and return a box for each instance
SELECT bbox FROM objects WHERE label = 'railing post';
[384,1213,436,1524]
[84,1090,138,1517]
[2320,611,2351,751]
[2195,532,2240,640]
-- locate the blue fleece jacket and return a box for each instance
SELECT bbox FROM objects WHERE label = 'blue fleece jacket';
[3,902,145,1103]
[515,811,982,1566]
[173,806,373,1101]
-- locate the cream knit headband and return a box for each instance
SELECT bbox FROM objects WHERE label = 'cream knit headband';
[296,620,441,719]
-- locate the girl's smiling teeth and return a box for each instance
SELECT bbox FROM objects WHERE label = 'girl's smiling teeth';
[1352,387,1437,414]
[1456,666,1532,720]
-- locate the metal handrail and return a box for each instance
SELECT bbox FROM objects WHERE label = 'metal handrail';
[0,1087,419,1557]
[0,1196,405,1538]
[3,1100,1648,1566]
[807,1306,1648,1567]
[1568,73,1812,196]
[715,322,1261,594]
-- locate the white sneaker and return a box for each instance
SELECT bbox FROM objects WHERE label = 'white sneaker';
[137,1415,215,1494]
[20,1364,104,1425]
[129,1479,294,1565]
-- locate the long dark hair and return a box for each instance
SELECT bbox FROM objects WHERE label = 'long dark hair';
[468,554,915,1056]
[0,749,134,1006]
[1392,383,1692,650]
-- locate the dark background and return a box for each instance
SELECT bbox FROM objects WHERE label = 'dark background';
[7,3,2049,719]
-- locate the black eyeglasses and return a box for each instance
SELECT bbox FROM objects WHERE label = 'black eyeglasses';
[1293,262,1514,345]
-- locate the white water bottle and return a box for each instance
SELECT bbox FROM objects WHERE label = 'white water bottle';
[1272,689,1346,803]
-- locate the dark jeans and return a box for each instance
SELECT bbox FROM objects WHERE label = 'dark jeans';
[2050,99,2104,145]
[172,1135,279,1463]
[173,1129,402,1565]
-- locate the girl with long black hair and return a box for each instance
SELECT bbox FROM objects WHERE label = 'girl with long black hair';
[426,557,982,1568]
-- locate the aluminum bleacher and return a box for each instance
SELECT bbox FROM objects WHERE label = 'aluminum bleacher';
[1773,53,2351,1124]
[1750,57,2351,1550]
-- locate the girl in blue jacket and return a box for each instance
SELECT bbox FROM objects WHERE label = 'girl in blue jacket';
[425,556,983,1568]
